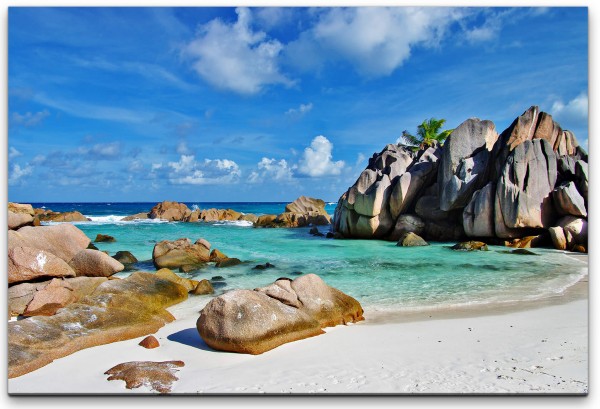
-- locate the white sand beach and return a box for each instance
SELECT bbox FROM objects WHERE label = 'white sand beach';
[8,274,588,395]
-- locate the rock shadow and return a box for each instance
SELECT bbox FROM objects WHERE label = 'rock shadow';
[167,327,217,352]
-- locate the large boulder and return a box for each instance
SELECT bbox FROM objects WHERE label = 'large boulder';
[438,118,498,211]
[148,201,191,221]
[155,268,197,292]
[388,214,425,241]
[8,246,76,284]
[8,276,108,317]
[112,251,138,266]
[68,249,125,277]
[8,272,189,378]
[152,238,211,269]
[494,139,557,238]
[8,203,34,230]
[463,182,496,237]
[575,160,588,201]
[557,216,588,248]
[197,274,363,355]
[22,278,76,317]
[552,182,587,217]
[8,224,90,263]
[548,226,567,251]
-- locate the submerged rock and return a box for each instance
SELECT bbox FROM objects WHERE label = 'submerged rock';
[104,360,185,394]
[215,258,242,268]
[191,279,214,295]
[451,241,489,251]
[197,274,363,355]
[8,272,188,378]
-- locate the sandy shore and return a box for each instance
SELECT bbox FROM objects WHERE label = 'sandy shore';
[8,261,588,395]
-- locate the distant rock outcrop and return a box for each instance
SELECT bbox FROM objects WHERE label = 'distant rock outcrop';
[35,210,90,223]
[333,106,588,252]
[197,274,363,355]
[254,196,331,228]
[149,201,191,221]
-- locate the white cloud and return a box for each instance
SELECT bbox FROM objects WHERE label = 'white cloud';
[11,110,50,127]
[77,142,122,159]
[285,102,313,118]
[297,135,345,177]
[184,7,294,94]
[286,7,466,77]
[551,93,588,124]
[9,147,22,160]
[9,163,33,185]
[160,155,241,185]
[254,7,295,30]
[248,157,294,183]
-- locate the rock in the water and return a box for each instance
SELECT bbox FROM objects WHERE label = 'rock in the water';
[254,214,277,227]
[309,227,319,235]
[105,360,184,394]
[8,272,188,378]
[463,182,496,237]
[112,251,138,265]
[396,232,429,247]
[494,139,557,238]
[95,234,116,243]
[22,278,75,317]
[438,118,498,211]
[122,212,149,221]
[553,182,587,217]
[148,201,191,221]
[197,274,363,355]
[152,238,211,269]
[8,246,76,284]
[36,211,90,223]
[192,279,214,295]
[8,224,91,263]
[388,214,425,241]
[253,262,276,270]
[215,258,242,268]
[155,268,197,292]
[69,249,125,277]
[139,335,160,349]
[209,248,228,262]
[451,241,489,251]
[195,238,211,250]
[548,226,567,250]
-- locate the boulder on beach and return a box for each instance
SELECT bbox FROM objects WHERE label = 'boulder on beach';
[8,276,108,317]
[152,238,211,269]
[396,232,429,247]
[149,201,191,221]
[549,226,567,251]
[22,278,76,317]
[8,272,189,378]
[8,246,76,285]
[104,360,185,394]
[8,224,90,263]
[8,203,35,230]
[197,274,364,355]
[139,335,160,349]
[68,249,125,277]
[192,279,214,295]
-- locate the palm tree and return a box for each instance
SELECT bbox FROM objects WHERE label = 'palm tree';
[401,118,453,150]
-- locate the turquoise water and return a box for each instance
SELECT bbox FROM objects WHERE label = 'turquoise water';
[44,204,587,314]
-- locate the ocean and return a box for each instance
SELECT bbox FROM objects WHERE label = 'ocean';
[33,202,586,316]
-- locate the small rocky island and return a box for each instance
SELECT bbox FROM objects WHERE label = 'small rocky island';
[333,106,588,252]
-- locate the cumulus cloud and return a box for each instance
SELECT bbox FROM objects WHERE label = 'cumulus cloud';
[248,157,294,183]
[11,110,50,127]
[285,102,313,118]
[184,7,294,94]
[551,93,588,124]
[286,7,466,77]
[9,163,33,185]
[158,154,241,185]
[297,135,345,177]
[9,147,22,160]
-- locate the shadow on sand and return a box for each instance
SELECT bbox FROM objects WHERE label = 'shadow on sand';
[167,328,217,352]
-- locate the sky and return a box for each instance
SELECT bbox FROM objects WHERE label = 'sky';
[7,6,589,202]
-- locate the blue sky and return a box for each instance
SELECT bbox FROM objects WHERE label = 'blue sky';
[8,6,588,202]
